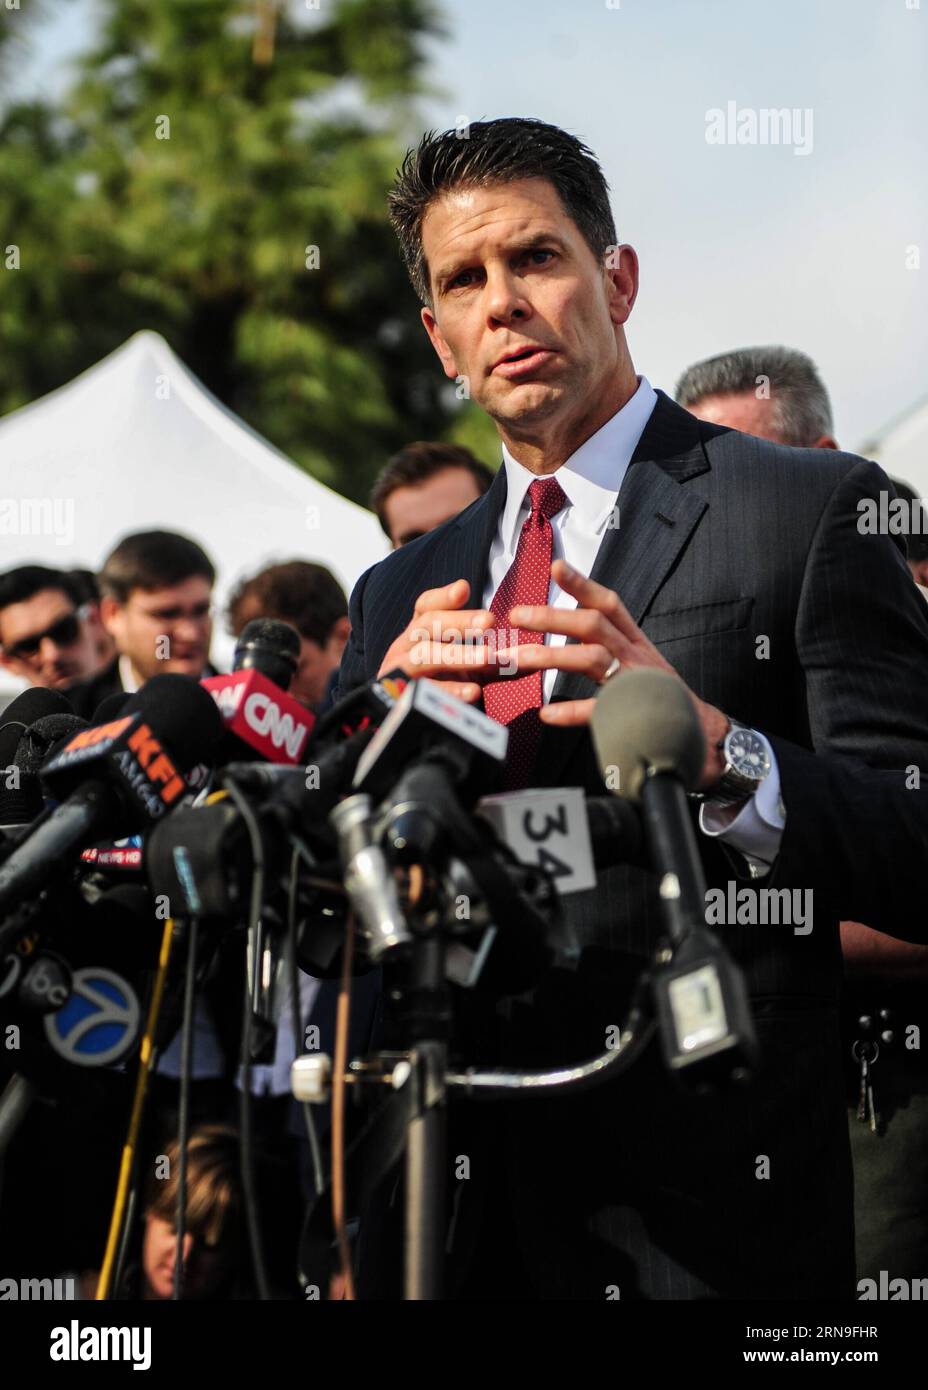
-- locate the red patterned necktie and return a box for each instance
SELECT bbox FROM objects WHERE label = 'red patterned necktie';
[484,476,568,787]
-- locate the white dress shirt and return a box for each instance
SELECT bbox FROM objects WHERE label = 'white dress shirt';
[482,376,784,871]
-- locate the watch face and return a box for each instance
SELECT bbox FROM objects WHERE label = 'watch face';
[726,727,770,782]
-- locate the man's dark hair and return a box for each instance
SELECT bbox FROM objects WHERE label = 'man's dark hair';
[99,531,216,604]
[65,568,101,606]
[388,118,618,306]
[369,441,495,537]
[227,560,347,647]
[675,346,834,447]
[0,564,84,614]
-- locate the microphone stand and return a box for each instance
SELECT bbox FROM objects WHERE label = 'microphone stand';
[400,930,447,1301]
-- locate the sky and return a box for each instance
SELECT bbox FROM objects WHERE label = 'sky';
[5,0,927,451]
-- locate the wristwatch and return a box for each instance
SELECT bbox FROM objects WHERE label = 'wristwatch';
[701,716,772,808]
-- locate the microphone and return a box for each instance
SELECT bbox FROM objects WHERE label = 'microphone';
[92,691,131,724]
[591,669,758,1090]
[0,712,90,826]
[216,668,413,809]
[0,675,224,934]
[201,621,315,766]
[312,669,410,745]
[1,689,77,828]
[352,677,507,804]
[233,617,301,690]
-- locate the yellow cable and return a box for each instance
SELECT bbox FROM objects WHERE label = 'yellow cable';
[95,916,176,1299]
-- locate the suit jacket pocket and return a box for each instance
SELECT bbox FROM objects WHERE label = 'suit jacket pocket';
[644,595,754,645]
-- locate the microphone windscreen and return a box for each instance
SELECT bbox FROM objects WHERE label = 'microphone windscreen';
[590,668,705,801]
[1,686,73,737]
[92,691,131,724]
[233,618,300,689]
[0,688,74,783]
[125,674,226,771]
[21,713,91,770]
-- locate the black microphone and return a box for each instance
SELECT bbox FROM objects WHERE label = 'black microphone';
[352,676,507,806]
[92,691,131,724]
[311,669,410,746]
[1,689,76,827]
[591,669,758,1090]
[233,618,301,691]
[0,675,224,936]
[1,712,90,826]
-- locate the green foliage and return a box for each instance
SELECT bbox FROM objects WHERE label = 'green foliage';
[0,0,498,504]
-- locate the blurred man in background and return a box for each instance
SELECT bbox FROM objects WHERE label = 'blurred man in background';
[65,530,217,718]
[676,344,839,450]
[227,559,349,711]
[677,343,928,1287]
[370,441,494,548]
[66,567,117,669]
[0,564,104,692]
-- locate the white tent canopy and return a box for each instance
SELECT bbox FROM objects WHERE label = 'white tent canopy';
[0,330,387,681]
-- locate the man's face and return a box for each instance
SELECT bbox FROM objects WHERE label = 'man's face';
[419,178,637,448]
[686,391,786,442]
[102,576,213,683]
[686,391,838,450]
[0,587,98,689]
[384,465,485,547]
[141,1214,227,1301]
[291,627,348,710]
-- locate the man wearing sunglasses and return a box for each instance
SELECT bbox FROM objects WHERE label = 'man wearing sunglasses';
[63,530,218,719]
[0,565,104,694]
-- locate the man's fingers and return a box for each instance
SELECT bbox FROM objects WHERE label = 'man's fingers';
[495,642,618,679]
[550,559,638,638]
[406,610,496,642]
[538,698,596,727]
[404,643,504,679]
[507,604,619,646]
[412,578,472,616]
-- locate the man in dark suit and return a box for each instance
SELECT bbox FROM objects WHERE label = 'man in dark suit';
[334,117,928,1299]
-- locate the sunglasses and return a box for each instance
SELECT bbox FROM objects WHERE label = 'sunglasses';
[3,605,89,661]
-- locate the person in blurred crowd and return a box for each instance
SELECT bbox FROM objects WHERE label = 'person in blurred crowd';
[65,567,117,668]
[0,565,104,692]
[677,343,928,1286]
[65,530,217,718]
[370,441,495,548]
[81,1125,243,1300]
[227,559,350,711]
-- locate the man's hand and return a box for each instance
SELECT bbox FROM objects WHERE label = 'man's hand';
[504,560,729,790]
[376,578,499,702]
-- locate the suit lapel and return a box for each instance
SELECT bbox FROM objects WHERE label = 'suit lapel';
[536,391,711,785]
[430,461,508,605]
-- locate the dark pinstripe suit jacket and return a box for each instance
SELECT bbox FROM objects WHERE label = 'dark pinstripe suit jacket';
[336,391,928,1299]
